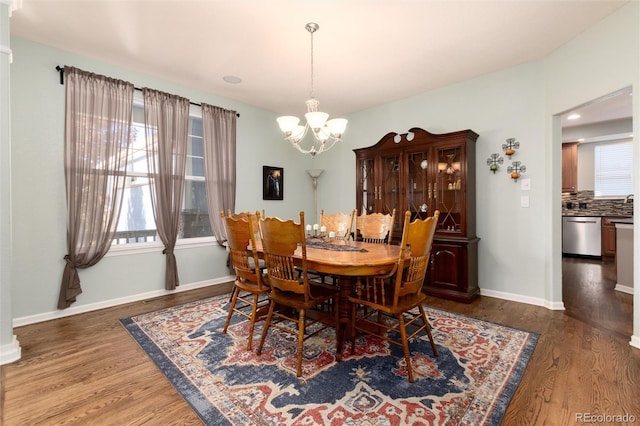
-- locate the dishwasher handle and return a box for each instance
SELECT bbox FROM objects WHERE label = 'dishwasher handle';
[565,219,599,224]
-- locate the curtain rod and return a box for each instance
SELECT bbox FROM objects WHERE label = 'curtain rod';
[55,66,240,118]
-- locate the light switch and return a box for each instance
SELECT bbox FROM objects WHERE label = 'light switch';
[520,195,530,208]
[520,178,531,191]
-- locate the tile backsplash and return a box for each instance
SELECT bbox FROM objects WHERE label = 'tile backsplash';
[562,191,633,216]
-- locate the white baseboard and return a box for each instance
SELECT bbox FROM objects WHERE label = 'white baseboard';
[630,335,640,350]
[480,288,566,311]
[0,335,21,365]
[614,284,634,295]
[12,276,234,328]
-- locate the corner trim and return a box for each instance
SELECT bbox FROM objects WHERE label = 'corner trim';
[0,335,21,365]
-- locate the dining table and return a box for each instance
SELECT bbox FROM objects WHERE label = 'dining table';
[254,237,404,360]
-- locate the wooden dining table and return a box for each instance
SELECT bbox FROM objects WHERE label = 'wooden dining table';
[254,238,403,360]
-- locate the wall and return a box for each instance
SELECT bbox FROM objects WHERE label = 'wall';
[9,37,316,323]
[313,2,639,323]
[5,2,639,348]
[544,1,639,343]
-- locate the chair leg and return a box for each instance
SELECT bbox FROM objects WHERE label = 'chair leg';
[419,305,438,357]
[256,301,275,355]
[296,309,305,377]
[222,287,240,334]
[246,293,259,351]
[350,302,357,356]
[335,298,342,362]
[397,313,414,383]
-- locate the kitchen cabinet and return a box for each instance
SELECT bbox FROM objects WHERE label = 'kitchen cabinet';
[601,217,617,258]
[562,142,578,193]
[354,127,480,302]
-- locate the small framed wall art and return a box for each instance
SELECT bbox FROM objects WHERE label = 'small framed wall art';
[263,166,284,200]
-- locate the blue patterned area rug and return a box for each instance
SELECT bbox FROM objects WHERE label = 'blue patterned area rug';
[120,294,538,425]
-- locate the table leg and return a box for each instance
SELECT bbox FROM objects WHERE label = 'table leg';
[335,276,354,360]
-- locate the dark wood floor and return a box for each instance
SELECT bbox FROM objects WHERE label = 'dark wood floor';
[1,261,639,425]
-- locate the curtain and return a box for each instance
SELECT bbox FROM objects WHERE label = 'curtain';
[59,67,134,309]
[143,88,189,290]
[202,103,237,243]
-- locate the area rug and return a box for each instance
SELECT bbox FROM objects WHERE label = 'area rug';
[120,294,538,425]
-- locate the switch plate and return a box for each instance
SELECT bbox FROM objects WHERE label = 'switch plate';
[520,178,531,191]
[521,195,530,208]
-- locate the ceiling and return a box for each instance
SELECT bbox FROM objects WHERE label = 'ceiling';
[9,0,630,121]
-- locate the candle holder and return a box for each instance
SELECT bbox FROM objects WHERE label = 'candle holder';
[502,138,520,158]
[486,153,503,173]
[507,161,526,182]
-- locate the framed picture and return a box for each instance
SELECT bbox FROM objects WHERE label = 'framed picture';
[263,166,283,200]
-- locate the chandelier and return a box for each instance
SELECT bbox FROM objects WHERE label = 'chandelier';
[276,23,348,158]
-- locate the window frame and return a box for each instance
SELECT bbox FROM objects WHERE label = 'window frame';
[593,138,634,199]
[107,94,217,256]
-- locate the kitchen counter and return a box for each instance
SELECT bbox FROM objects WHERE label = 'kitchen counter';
[615,222,634,295]
[608,217,634,225]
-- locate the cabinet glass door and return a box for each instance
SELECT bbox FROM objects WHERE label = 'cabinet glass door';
[406,151,430,217]
[358,158,375,215]
[380,153,401,216]
[435,146,463,234]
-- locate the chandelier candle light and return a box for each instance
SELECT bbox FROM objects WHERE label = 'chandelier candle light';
[277,23,348,158]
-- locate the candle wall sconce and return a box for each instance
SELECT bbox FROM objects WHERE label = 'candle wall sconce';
[486,153,503,173]
[502,138,520,158]
[507,161,526,181]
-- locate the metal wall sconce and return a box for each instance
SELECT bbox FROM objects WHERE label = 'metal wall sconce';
[502,138,520,158]
[507,161,526,181]
[486,153,503,173]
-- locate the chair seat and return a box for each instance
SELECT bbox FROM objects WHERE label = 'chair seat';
[235,275,270,294]
[349,291,426,315]
[270,283,339,310]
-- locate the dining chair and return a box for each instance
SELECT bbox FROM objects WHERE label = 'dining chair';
[349,210,440,383]
[256,211,341,377]
[355,208,396,244]
[220,211,270,351]
[320,209,356,240]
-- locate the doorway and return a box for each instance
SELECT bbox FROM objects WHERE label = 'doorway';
[560,87,634,337]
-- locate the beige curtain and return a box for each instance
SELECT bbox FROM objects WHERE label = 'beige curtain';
[59,66,134,309]
[202,103,237,243]
[143,88,189,290]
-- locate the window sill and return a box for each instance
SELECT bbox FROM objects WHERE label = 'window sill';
[106,236,220,257]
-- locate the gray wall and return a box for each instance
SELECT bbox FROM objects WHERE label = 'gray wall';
[8,37,317,323]
[3,2,639,359]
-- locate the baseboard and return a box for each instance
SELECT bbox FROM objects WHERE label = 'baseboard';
[480,288,566,311]
[12,276,235,328]
[614,284,634,295]
[0,335,21,365]
[630,335,640,350]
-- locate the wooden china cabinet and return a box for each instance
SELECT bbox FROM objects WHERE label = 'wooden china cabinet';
[354,127,480,302]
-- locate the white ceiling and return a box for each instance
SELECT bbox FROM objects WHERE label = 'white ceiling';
[9,0,631,122]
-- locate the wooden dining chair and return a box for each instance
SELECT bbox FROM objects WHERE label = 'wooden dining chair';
[349,210,440,383]
[320,209,356,240]
[220,211,270,351]
[256,212,341,377]
[355,208,396,244]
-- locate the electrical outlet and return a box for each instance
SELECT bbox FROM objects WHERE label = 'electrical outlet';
[521,195,530,208]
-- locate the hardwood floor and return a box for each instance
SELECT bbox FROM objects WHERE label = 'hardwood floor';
[2,273,639,425]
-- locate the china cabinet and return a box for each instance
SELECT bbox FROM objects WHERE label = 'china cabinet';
[354,127,480,302]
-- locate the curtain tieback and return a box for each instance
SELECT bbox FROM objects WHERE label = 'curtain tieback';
[64,254,76,267]
[162,248,173,255]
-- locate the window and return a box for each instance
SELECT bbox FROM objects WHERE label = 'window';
[113,96,213,245]
[594,140,634,198]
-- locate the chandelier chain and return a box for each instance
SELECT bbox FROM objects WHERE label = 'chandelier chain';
[309,24,315,101]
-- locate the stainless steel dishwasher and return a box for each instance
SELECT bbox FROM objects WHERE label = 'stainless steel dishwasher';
[562,216,602,257]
